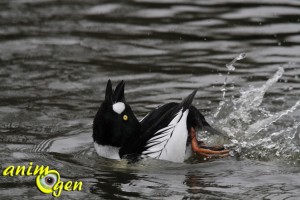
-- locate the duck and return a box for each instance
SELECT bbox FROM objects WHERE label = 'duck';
[93,80,229,163]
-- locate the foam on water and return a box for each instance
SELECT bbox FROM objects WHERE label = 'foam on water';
[210,66,300,161]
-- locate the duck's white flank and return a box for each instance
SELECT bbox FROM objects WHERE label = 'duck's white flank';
[112,102,125,114]
[143,109,189,163]
[94,142,120,160]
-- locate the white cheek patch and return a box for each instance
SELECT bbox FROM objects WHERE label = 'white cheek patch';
[112,102,125,114]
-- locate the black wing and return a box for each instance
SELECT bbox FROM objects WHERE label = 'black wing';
[119,90,197,161]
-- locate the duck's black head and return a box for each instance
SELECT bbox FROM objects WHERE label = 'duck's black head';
[93,80,141,147]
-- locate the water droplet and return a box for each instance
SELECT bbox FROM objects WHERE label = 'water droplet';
[236,53,246,60]
[226,64,235,71]
[220,88,226,92]
[226,52,246,71]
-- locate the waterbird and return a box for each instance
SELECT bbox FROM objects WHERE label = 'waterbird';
[93,80,229,163]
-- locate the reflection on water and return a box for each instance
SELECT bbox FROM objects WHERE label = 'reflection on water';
[0,0,300,199]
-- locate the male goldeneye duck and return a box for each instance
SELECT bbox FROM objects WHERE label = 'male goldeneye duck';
[93,80,229,163]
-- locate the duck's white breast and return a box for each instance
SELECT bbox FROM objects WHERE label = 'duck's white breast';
[94,142,120,160]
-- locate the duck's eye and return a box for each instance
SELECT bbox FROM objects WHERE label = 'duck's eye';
[36,170,60,194]
[123,115,128,121]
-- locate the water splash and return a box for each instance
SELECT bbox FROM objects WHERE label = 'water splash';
[211,67,300,161]
[219,53,246,104]
[226,52,246,71]
[220,77,228,99]
[226,67,284,126]
[246,100,300,137]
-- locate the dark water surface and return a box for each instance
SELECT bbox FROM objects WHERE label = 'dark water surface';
[1,0,300,199]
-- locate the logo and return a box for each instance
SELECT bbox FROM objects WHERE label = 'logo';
[2,162,83,197]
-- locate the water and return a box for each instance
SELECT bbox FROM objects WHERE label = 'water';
[1,0,300,199]
[225,52,246,71]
